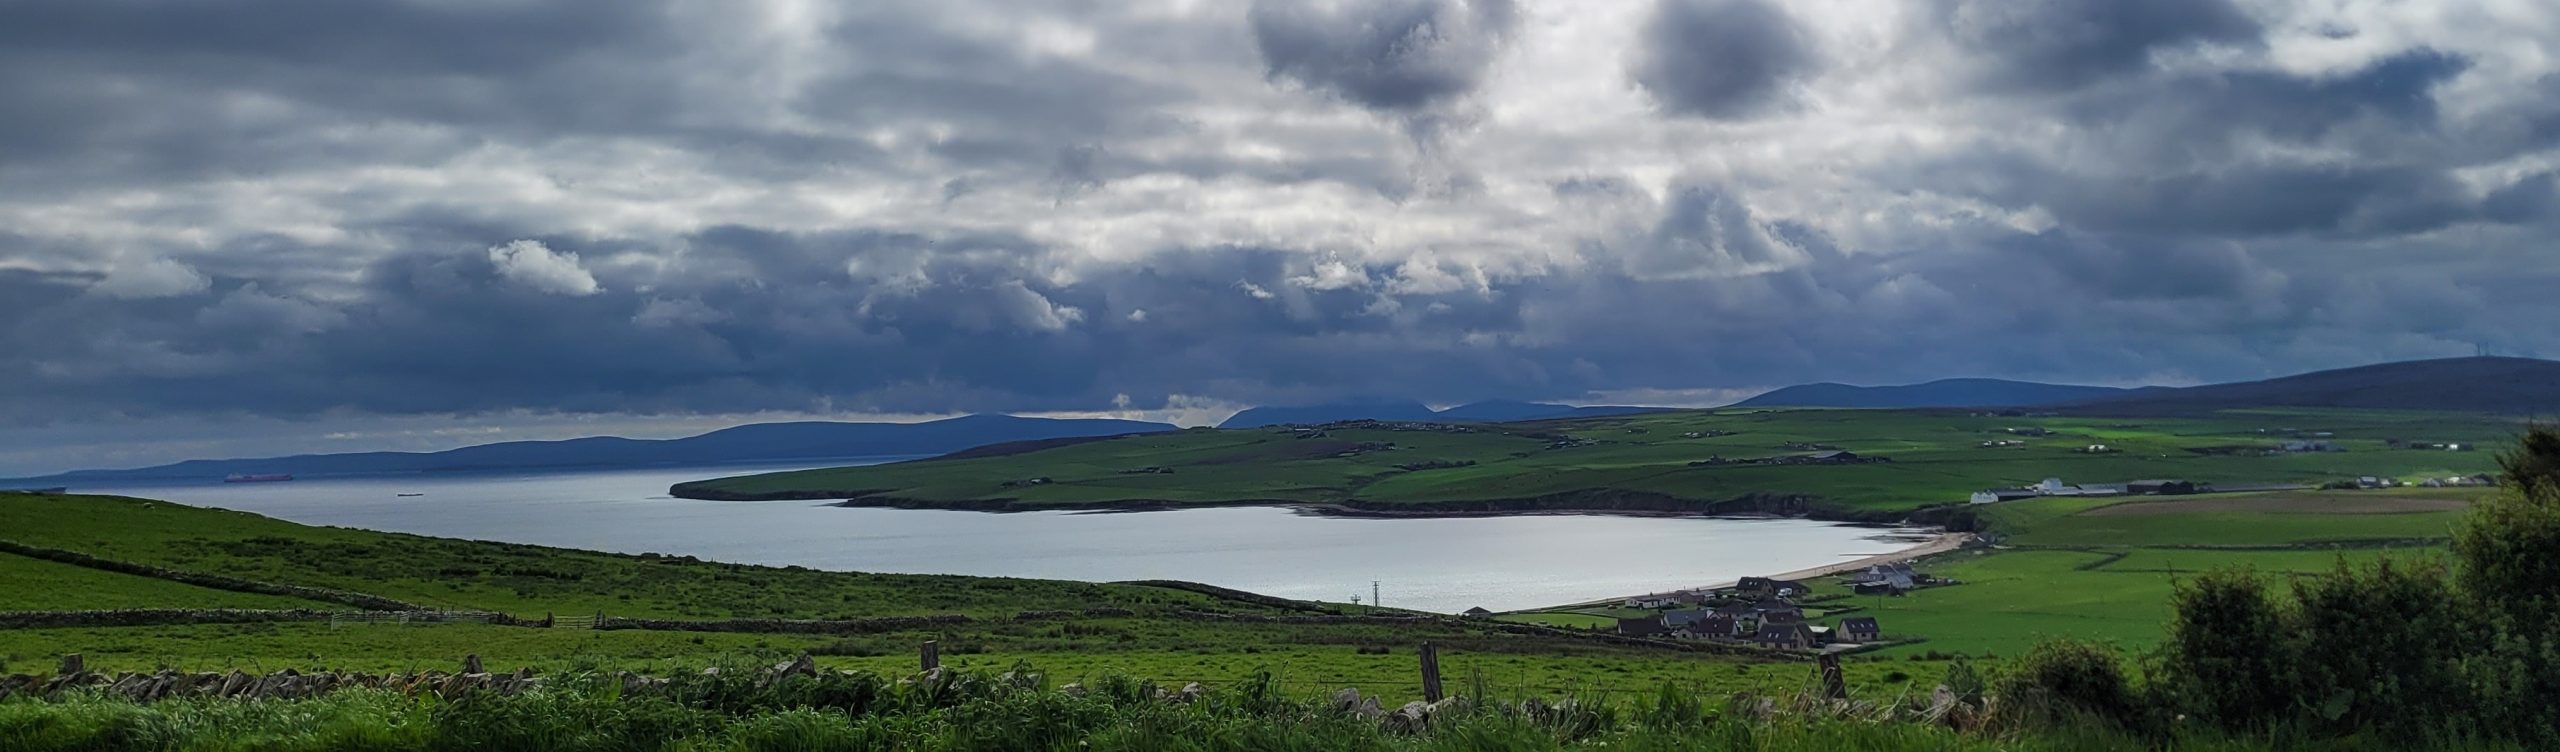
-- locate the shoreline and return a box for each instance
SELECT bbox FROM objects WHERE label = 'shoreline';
[675,487,1940,525]
[1527,531,1973,613]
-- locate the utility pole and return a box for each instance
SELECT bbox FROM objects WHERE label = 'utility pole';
[1372,580,1381,610]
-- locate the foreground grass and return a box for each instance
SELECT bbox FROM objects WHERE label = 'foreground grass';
[3,666,2505,752]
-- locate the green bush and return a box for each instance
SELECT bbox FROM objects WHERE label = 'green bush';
[1997,639,2135,727]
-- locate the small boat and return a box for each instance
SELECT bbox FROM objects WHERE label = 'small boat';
[223,474,295,483]
[396,493,424,497]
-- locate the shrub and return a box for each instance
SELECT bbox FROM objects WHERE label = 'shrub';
[1997,639,2134,726]
[2160,568,2294,729]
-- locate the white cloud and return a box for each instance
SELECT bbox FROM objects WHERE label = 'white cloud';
[487,240,602,296]
[994,279,1085,332]
[1288,258,1369,290]
[88,255,209,300]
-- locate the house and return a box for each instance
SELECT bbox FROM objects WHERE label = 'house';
[1753,623,1815,650]
[1759,609,1806,626]
[1616,616,1667,637]
[1662,608,1716,630]
[2282,439,2338,453]
[1850,570,1916,594]
[1736,577,1777,596]
[1462,607,1493,618]
[2038,477,2068,494]
[1683,612,1739,639]
[1970,488,2037,504]
[1839,617,1880,643]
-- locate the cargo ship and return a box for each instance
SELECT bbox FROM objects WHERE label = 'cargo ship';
[222,473,295,483]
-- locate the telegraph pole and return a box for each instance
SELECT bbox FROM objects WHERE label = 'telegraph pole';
[1372,580,1381,610]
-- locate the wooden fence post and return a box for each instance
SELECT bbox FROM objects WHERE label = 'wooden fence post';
[920,640,940,672]
[1419,641,1444,703]
[57,653,83,677]
[1816,652,1847,700]
[463,654,484,674]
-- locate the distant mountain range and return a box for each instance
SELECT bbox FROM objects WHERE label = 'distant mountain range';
[2070,356,2560,414]
[1731,379,2132,409]
[1729,356,2560,415]
[1217,400,1660,428]
[8,415,1175,485]
[22,356,2555,488]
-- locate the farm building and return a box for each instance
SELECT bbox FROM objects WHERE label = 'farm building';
[1462,607,1493,618]
[2126,479,2199,495]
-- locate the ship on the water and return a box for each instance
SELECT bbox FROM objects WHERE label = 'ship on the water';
[222,473,295,483]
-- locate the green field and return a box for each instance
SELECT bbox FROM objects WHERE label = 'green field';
[680,407,2515,517]
[0,552,330,611]
[1853,487,2478,657]
[0,492,1875,703]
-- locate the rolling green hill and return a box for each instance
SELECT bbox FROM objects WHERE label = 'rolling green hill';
[675,407,2517,519]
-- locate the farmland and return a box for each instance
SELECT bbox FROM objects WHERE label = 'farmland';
[0,492,1878,702]
[677,407,2517,519]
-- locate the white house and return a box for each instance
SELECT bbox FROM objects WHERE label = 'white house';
[2038,477,2067,494]
[1971,489,2037,504]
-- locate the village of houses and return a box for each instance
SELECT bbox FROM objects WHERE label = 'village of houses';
[1570,562,1927,653]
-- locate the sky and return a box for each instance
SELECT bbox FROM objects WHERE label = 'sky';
[3,0,2558,475]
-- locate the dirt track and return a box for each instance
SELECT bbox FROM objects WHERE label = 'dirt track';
[2083,495,2471,516]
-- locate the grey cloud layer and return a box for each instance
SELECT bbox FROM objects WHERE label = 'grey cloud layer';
[2,0,2557,433]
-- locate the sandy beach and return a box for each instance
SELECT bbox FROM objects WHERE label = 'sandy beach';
[1540,531,1974,611]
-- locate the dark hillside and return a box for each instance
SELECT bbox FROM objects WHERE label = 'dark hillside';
[1734,378,2131,408]
[2074,356,2560,414]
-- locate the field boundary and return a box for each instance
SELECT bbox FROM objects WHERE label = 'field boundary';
[0,539,424,612]
[0,608,524,630]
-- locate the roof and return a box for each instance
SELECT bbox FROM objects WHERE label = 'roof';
[1462,606,1493,616]
[1755,623,1813,641]
[1616,616,1666,635]
[1840,617,1879,630]
[1662,608,1714,628]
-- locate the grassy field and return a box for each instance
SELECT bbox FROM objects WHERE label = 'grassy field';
[0,494,1224,620]
[1853,486,2479,657]
[0,552,330,612]
[0,492,1874,704]
[0,421,2508,707]
[679,407,2517,516]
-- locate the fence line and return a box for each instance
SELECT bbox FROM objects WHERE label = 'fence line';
[324,611,515,628]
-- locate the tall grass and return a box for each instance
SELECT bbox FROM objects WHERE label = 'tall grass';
[0,663,2516,751]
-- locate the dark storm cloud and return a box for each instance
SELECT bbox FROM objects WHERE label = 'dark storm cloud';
[4,0,2560,473]
[1248,0,1519,112]
[1627,0,1816,119]
[1898,44,2502,243]
[1930,0,2262,91]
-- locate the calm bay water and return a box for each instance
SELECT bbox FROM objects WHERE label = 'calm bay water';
[89,462,1918,613]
